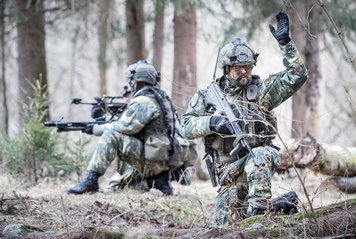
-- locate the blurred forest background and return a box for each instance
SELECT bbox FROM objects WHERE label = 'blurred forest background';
[0,0,355,185]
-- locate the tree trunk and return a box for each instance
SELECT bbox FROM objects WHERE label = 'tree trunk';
[303,8,321,137]
[277,135,356,194]
[98,0,112,96]
[277,135,356,177]
[125,0,145,65]
[15,0,48,125]
[326,177,356,194]
[152,1,165,72]
[289,3,321,139]
[172,0,197,115]
[0,0,8,137]
[289,3,308,139]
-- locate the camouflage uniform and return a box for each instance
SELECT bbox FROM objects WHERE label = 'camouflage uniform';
[92,102,197,191]
[107,163,148,191]
[66,61,179,195]
[181,40,308,224]
[87,85,170,178]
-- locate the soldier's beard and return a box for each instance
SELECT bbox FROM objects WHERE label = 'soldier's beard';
[229,76,250,88]
[236,77,250,87]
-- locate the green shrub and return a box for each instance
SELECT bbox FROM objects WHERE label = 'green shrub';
[0,80,91,185]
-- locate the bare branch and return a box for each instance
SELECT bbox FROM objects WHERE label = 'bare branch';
[316,0,356,76]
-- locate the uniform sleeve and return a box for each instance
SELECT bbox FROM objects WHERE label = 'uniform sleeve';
[181,89,213,139]
[257,40,308,111]
[92,123,113,136]
[112,96,160,135]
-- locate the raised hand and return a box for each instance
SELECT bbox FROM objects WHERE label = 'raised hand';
[269,11,291,45]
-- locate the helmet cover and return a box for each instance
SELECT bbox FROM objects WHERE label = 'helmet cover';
[217,38,259,68]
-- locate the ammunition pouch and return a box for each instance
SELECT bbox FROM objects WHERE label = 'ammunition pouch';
[176,136,198,168]
[144,134,171,162]
[144,134,198,171]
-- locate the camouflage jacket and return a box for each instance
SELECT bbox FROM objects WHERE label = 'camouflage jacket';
[93,86,163,138]
[181,40,308,157]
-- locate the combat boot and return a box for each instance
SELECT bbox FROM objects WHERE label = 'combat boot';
[147,170,173,195]
[65,171,101,195]
[269,191,298,215]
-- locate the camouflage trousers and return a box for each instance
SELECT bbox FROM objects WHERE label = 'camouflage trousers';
[214,146,280,225]
[107,163,149,191]
[87,129,169,178]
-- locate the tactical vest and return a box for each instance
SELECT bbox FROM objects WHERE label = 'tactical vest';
[135,86,185,169]
[205,75,277,162]
[135,86,176,139]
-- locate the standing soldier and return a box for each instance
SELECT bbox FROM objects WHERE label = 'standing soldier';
[181,12,308,225]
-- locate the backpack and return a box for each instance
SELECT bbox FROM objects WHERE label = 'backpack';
[140,87,197,170]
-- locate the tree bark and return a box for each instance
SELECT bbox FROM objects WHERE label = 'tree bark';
[125,0,145,65]
[152,1,165,72]
[326,177,356,194]
[277,135,356,193]
[303,5,321,138]
[289,3,321,139]
[0,0,8,136]
[277,135,356,177]
[289,3,308,139]
[15,0,48,125]
[172,0,197,115]
[98,0,112,96]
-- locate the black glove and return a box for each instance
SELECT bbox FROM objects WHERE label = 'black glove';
[269,11,291,45]
[210,116,234,135]
[91,105,105,119]
[84,124,94,135]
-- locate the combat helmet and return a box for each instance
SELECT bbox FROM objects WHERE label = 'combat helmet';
[217,38,259,68]
[125,60,148,78]
[128,60,160,86]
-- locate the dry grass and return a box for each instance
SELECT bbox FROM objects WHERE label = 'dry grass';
[1,169,356,238]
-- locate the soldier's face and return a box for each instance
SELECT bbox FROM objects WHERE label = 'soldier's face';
[228,65,253,87]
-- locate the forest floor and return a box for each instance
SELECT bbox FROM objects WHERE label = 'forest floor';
[1,168,356,239]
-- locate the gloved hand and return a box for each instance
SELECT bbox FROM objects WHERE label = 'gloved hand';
[269,11,291,45]
[210,116,234,135]
[84,124,94,135]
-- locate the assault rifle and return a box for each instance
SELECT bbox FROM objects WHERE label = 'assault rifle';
[203,48,258,187]
[204,82,262,186]
[44,86,131,132]
[71,85,131,119]
[43,119,111,132]
[205,82,254,156]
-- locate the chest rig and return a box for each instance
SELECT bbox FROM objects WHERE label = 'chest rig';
[135,86,176,139]
[135,86,184,169]
[205,75,277,161]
